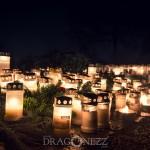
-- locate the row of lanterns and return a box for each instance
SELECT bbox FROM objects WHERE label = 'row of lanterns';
[3,82,111,133]
[5,82,149,134]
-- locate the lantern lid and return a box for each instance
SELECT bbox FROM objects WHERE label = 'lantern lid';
[2,69,12,72]
[92,82,101,87]
[75,79,83,82]
[55,96,72,105]
[97,93,110,103]
[81,92,97,105]
[69,74,75,77]
[0,52,10,56]
[114,82,122,85]
[0,75,12,77]
[7,82,23,90]
[65,88,77,95]
[116,89,128,95]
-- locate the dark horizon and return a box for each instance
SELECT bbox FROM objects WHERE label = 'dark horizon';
[1,1,150,65]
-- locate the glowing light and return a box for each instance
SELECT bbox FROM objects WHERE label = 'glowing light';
[119,105,135,113]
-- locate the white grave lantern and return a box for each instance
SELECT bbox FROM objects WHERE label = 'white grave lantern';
[0,75,13,92]
[5,82,24,121]
[81,93,98,133]
[53,96,72,130]
[38,76,52,88]
[72,93,82,125]
[126,91,141,113]
[23,73,37,91]
[97,93,110,129]
[0,52,10,75]
[101,78,107,90]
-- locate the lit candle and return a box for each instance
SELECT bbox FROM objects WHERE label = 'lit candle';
[0,75,13,93]
[53,96,72,129]
[72,92,82,125]
[64,77,78,89]
[23,73,37,91]
[5,82,24,121]
[121,79,127,88]
[81,93,97,133]
[133,80,142,90]
[92,82,101,93]
[97,93,110,129]
[101,78,107,90]
[140,93,150,116]
[88,64,97,76]
[113,82,122,92]
[116,105,137,124]
[38,76,52,88]
[126,91,141,113]
[0,52,10,75]
[115,93,126,109]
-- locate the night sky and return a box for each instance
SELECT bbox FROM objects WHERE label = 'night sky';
[0,1,150,64]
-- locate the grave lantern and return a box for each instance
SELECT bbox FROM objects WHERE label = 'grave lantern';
[72,92,82,125]
[49,68,62,85]
[0,52,10,75]
[64,77,78,89]
[23,73,37,91]
[92,82,101,93]
[32,69,41,77]
[97,93,110,129]
[140,93,150,116]
[5,82,24,121]
[0,75,13,92]
[88,64,97,81]
[38,76,52,88]
[126,91,141,113]
[101,78,107,90]
[115,90,127,109]
[81,93,97,133]
[53,96,72,130]
[133,80,142,90]
[113,82,122,92]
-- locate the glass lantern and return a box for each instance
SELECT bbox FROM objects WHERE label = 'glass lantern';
[115,91,126,109]
[101,78,107,90]
[140,92,150,116]
[0,52,10,75]
[126,91,141,113]
[133,80,142,91]
[0,75,13,92]
[113,82,122,92]
[72,92,82,125]
[81,93,98,133]
[88,64,97,76]
[2,69,13,76]
[38,76,52,88]
[53,96,72,130]
[23,73,37,91]
[64,77,78,89]
[97,93,110,129]
[5,82,24,121]
[121,79,127,88]
[92,82,101,93]
[32,69,41,77]
[49,68,62,85]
